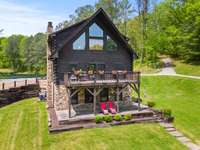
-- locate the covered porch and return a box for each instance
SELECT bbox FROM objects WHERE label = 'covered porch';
[64,71,141,118]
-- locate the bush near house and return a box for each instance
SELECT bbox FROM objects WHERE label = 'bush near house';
[124,114,132,121]
[113,114,123,121]
[147,101,156,107]
[95,115,104,123]
[103,115,113,122]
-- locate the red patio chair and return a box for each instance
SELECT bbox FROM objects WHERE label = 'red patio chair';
[100,102,109,115]
[108,101,117,114]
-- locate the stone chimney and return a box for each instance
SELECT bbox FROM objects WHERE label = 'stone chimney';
[46,21,54,109]
[47,21,53,34]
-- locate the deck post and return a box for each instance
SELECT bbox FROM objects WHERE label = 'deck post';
[116,87,120,112]
[93,88,97,115]
[138,73,141,111]
[68,89,71,118]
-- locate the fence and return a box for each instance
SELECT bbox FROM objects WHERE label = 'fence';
[0,78,41,90]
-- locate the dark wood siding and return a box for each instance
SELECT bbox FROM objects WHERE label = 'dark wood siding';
[55,19,134,84]
[57,44,132,81]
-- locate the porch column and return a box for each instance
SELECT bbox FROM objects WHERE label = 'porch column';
[68,89,71,118]
[93,88,97,114]
[116,87,120,112]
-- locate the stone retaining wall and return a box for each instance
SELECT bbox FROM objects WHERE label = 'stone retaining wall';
[0,84,40,107]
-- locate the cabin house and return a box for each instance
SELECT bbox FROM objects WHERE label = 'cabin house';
[47,8,141,123]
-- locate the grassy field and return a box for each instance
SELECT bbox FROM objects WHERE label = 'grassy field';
[142,76,200,144]
[0,99,186,150]
[0,68,45,79]
[134,62,160,74]
[174,60,200,76]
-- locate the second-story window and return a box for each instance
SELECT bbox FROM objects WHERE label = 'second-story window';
[89,23,103,50]
[73,32,86,50]
[106,36,117,50]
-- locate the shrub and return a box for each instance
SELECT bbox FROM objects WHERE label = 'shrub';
[95,115,104,123]
[162,109,172,117]
[124,114,132,121]
[147,101,155,107]
[103,115,113,122]
[114,114,122,121]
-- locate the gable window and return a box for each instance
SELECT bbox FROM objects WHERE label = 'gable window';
[89,23,103,50]
[89,23,103,37]
[89,39,103,50]
[106,36,117,50]
[72,23,118,51]
[73,32,86,50]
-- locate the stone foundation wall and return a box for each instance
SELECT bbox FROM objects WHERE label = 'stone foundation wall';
[54,84,68,111]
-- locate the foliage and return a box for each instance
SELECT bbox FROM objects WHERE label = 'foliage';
[147,101,156,107]
[55,0,134,36]
[0,37,9,68]
[0,33,46,74]
[95,115,104,123]
[103,115,113,122]
[113,114,123,121]
[161,109,172,118]
[124,114,132,121]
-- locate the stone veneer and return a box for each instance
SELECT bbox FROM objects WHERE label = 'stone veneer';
[47,22,68,111]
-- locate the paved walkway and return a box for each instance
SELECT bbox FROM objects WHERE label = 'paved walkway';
[160,122,200,150]
[142,58,200,79]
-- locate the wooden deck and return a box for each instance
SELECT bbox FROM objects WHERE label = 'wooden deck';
[64,71,140,87]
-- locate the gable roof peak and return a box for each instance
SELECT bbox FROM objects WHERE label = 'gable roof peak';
[49,8,138,59]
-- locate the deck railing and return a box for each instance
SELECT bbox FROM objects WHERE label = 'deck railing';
[64,71,140,86]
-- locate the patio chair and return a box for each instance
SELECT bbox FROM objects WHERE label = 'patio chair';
[100,102,109,115]
[108,101,117,114]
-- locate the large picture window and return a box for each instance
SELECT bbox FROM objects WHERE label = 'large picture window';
[72,22,118,51]
[89,23,103,50]
[73,33,86,50]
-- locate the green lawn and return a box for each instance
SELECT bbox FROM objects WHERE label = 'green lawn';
[174,60,200,76]
[134,62,160,74]
[0,99,186,150]
[0,68,45,79]
[141,76,200,144]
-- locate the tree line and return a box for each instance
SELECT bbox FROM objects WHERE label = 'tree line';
[56,0,200,68]
[0,33,46,73]
[0,0,199,74]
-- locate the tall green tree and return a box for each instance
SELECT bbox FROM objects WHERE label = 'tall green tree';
[4,35,24,71]
[118,0,134,35]
[95,0,120,24]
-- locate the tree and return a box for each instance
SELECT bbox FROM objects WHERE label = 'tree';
[4,35,24,71]
[118,0,134,35]
[0,37,9,68]
[95,0,120,24]
[56,5,95,30]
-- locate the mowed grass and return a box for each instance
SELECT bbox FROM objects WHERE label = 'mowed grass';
[0,68,46,79]
[0,99,186,150]
[174,60,200,76]
[142,76,200,144]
